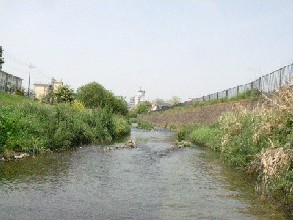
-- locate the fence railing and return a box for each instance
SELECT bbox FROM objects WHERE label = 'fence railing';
[187,63,293,104]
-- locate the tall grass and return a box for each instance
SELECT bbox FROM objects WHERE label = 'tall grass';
[0,93,130,155]
[177,87,293,199]
[192,89,261,108]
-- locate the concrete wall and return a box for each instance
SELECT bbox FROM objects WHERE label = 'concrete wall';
[34,84,50,99]
[0,70,22,93]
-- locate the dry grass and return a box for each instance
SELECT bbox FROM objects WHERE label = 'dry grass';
[139,99,256,128]
[220,86,293,195]
[257,147,292,193]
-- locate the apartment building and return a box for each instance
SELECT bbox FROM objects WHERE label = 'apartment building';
[0,70,23,93]
[33,78,63,99]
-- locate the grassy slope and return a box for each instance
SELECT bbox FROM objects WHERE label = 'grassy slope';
[140,89,293,205]
[0,93,130,156]
[139,98,257,129]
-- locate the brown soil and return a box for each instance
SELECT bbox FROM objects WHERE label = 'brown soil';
[139,99,256,128]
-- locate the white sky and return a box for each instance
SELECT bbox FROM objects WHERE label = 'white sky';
[1,0,293,101]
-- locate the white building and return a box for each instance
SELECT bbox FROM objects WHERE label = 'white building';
[0,70,22,93]
[34,78,63,99]
[129,89,146,109]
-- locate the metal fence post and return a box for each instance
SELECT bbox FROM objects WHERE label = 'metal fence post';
[279,68,283,89]
[258,77,262,91]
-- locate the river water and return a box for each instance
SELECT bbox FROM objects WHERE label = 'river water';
[0,128,289,219]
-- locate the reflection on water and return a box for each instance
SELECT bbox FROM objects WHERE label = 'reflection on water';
[0,128,288,219]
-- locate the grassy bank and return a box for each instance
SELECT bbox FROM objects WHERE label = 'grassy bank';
[177,87,293,203]
[139,90,259,128]
[0,93,130,157]
[129,118,154,130]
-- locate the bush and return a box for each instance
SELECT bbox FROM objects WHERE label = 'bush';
[76,82,128,115]
[178,86,293,198]
[190,126,220,151]
[0,94,130,154]
[113,116,131,139]
[137,120,154,130]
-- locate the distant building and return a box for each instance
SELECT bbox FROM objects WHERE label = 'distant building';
[0,70,22,93]
[129,89,146,109]
[34,78,63,99]
[151,102,172,111]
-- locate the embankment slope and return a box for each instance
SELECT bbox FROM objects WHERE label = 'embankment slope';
[139,99,255,127]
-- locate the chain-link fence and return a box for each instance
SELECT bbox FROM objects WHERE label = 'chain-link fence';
[191,63,293,103]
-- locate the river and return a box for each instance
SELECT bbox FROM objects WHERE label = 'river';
[0,128,289,219]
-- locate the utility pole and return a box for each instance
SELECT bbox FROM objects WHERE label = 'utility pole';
[27,63,35,97]
[0,46,4,71]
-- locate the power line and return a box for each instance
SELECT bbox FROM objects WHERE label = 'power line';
[3,51,31,67]
[3,50,52,81]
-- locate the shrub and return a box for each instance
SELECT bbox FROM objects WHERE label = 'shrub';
[176,86,293,198]
[190,126,220,151]
[137,120,154,130]
[76,82,128,115]
[0,94,130,154]
[113,116,131,139]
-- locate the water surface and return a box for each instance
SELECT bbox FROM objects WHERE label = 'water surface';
[0,128,288,219]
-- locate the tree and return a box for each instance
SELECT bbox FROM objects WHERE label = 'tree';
[169,96,181,106]
[135,101,151,114]
[153,98,166,105]
[41,91,55,104]
[76,82,128,115]
[54,85,74,103]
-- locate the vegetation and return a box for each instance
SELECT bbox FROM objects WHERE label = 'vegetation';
[127,117,154,130]
[0,91,131,157]
[128,101,151,118]
[54,85,75,103]
[40,85,75,105]
[192,89,261,108]
[169,96,181,106]
[76,82,128,116]
[176,87,293,200]
[137,120,154,130]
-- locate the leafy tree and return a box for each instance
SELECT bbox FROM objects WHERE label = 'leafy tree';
[169,96,181,106]
[135,101,151,114]
[41,91,55,104]
[76,82,128,115]
[153,98,166,105]
[54,85,74,103]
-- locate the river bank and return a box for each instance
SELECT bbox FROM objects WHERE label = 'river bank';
[0,93,131,159]
[139,88,293,215]
[0,128,290,219]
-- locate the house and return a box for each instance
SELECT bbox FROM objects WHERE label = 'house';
[129,89,146,109]
[0,70,23,93]
[151,102,172,111]
[34,78,63,99]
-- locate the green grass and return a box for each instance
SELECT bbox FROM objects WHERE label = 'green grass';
[192,89,261,108]
[176,87,293,200]
[128,117,154,130]
[0,93,130,155]
[0,92,32,105]
[137,120,154,130]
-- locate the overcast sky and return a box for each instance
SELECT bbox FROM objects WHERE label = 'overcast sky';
[1,0,293,101]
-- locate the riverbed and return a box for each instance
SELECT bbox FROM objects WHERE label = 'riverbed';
[0,128,288,219]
